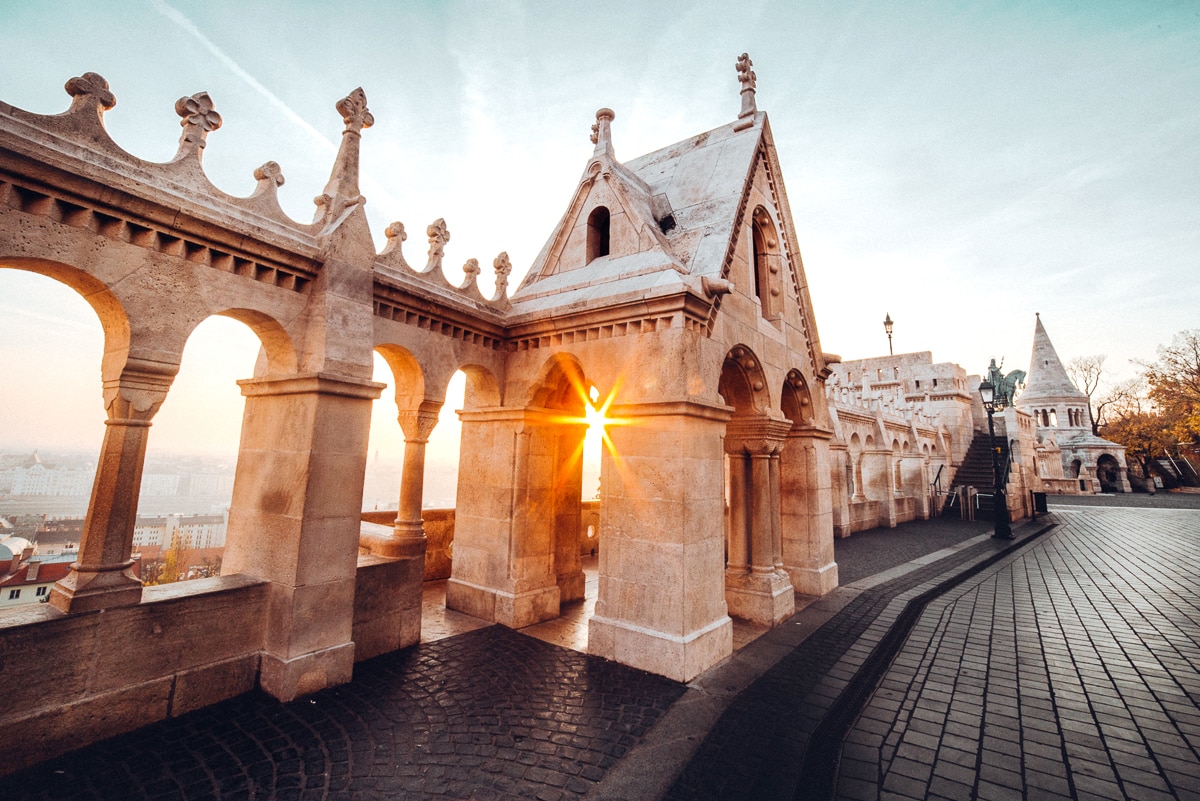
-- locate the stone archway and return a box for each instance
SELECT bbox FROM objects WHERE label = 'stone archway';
[779,370,837,595]
[718,346,794,625]
[1097,454,1121,493]
[448,353,591,628]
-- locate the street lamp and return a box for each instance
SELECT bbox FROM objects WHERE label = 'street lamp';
[883,313,894,356]
[979,380,1013,538]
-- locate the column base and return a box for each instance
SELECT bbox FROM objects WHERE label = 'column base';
[787,560,839,597]
[48,565,143,613]
[725,569,795,625]
[588,613,732,683]
[259,642,355,702]
[445,577,561,629]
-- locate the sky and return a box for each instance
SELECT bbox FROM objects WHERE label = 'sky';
[1,0,1198,475]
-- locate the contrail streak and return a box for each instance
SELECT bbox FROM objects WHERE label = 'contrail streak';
[150,0,337,154]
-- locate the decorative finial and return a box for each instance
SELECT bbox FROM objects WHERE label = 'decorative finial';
[336,87,374,134]
[592,108,615,156]
[379,221,410,267]
[386,221,407,242]
[175,92,222,152]
[426,218,450,271]
[253,161,285,187]
[736,53,757,122]
[462,258,481,278]
[313,88,371,228]
[494,252,513,294]
[65,72,116,112]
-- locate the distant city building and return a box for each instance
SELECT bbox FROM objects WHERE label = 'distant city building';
[0,452,95,496]
[132,512,228,549]
[0,543,76,608]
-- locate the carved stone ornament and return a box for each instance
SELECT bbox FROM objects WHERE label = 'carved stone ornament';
[736,53,758,121]
[385,221,407,242]
[336,87,374,134]
[253,161,285,186]
[379,221,410,267]
[426,218,450,270]
[701,276,734,298]
[494,251,513,292]
[65,72,116,111]
[175,92,223,148]
[590,121,599,146]
[462,258,481,277]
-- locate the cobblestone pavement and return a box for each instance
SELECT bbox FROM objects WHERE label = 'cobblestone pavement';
[667,504,1200,801]
[1,626,685,801]
[5,501,1198,801]
[840,506,1200,801]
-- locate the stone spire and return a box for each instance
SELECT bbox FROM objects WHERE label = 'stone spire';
[313,87,372,227]
[736,53,757,119]
[590,108,615,158]
[1017,313,1087,406]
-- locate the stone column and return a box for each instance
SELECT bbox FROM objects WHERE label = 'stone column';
[552,423,587,604]
[448,407,569,628]
[588,401,733,682]
[721,416,794,626]
[50,364,173,614]
[391,401,441,554]
[749,452,776,573]
[726,453,750,572]
[780,429,838,596]
[223,373,383,702]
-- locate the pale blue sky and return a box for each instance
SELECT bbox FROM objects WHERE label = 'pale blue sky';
[2,0,1198,459]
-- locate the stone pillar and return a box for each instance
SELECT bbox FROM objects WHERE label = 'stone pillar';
[829,444,851,539]
[749,453,776,572]
[588,401,733,682]
[449,407,580,628]
[780,430,838,596]
[726,454,750,571]
[721,417,794,626]
[553,423,587,603]
[769,452,784,570]
[50,364,173,614]
[222,373,383,702]
[391,401,441,553]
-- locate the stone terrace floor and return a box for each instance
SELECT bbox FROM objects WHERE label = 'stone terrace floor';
[2,492,1198,800]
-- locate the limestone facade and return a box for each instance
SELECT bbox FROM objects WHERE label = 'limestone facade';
[824,352,974,534]
[0,59,840,771]
[1015,315,1131,494]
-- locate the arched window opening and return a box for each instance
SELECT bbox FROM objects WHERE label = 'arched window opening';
[750,208,781,321]
[751,221,765,304]
[586,206,610,262]
[1049,409,1058,427]
[140,315,262,584]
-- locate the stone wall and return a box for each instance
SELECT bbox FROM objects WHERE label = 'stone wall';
[0,575,268,776]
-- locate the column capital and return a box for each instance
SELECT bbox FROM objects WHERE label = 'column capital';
[725,416,792,455]
[102,357,179,422]
[397,399,442,442]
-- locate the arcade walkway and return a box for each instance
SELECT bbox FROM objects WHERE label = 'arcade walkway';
[2,497,1197,800]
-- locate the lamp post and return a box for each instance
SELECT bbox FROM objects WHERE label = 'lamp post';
[979,380,1013,538]
[883,313,894,356]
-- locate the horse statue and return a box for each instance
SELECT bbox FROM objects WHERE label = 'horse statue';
[985,358,1026,409]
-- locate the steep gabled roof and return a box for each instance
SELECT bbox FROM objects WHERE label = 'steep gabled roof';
[510,111,768,317]
[1016,314,1088,406]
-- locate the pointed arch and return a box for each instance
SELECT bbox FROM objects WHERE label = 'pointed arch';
[719,345,771,414]
[587,206,611,262]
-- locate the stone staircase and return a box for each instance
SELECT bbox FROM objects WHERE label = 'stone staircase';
[945,432,1010,515]
[951,433,1008,490]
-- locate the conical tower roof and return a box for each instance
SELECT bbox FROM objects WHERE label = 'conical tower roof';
[1016,314,1087,407]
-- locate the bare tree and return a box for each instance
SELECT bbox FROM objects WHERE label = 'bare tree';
[1067,354,1139,435]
